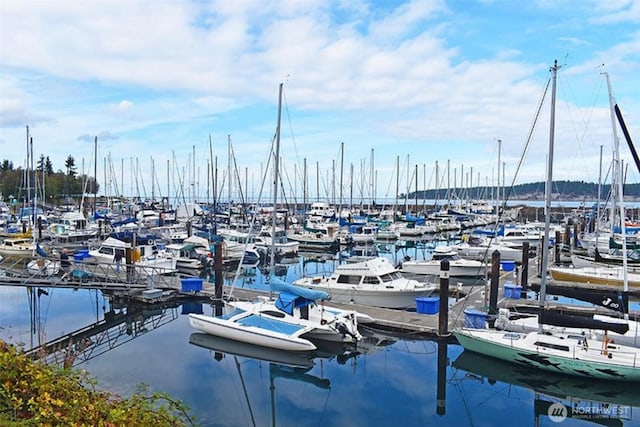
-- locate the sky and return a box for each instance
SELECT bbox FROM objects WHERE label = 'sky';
[1,0,639,204]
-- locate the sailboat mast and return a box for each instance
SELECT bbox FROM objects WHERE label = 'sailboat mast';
[605,72,629,295]
[270,82,284,273]
[539,60,559,319]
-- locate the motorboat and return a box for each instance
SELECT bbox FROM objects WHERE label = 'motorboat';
[0,237,35,259]
[293,256,436,309]
[400,246,487,279]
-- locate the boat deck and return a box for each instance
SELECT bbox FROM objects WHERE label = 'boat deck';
[238,314,306,334]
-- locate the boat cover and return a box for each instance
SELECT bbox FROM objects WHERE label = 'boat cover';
[270,277,329,301]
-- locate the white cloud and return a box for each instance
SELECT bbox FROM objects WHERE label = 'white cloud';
[0,0,638,198]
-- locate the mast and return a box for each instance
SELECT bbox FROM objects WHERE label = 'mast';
[270,82,284,274]
[94,136,98,215]
[394,156,399,221]
[604,72,629,298]
[539,60,559,325]
[338,142,344,220]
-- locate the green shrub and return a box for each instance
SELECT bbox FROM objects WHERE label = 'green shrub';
[0,341,195,426]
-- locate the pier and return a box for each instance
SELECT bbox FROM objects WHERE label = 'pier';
[2,252,639,341]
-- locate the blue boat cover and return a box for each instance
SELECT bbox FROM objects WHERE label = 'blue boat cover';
[269,277,329,301]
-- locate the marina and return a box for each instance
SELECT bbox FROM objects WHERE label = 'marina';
[1,248,639,426]
[1,64,640,426]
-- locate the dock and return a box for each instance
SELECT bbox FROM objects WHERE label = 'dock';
[2,254,638,339]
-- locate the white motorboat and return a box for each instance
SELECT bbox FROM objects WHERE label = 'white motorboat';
[87,234,177,276]
[400,246,487,279]
[448,239,525,263]
[293,256,436,309]
[254,226,299,257]
[0,237,35,259]
[188,278,364,351]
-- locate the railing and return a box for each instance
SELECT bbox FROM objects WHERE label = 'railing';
[0,255,181,290]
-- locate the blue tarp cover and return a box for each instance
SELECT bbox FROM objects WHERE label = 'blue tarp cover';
[269,277,329,301]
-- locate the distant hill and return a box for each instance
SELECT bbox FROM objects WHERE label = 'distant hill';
[405,180,640,201]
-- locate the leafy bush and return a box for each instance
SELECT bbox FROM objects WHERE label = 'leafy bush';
[0,341,194,426]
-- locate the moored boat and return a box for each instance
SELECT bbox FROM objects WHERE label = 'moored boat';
[293,256,436,309]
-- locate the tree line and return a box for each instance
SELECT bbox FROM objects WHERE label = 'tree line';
[0,156,99,206]
[404,180,640,201]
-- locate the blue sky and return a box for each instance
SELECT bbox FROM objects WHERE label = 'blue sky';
[1,0,639,203]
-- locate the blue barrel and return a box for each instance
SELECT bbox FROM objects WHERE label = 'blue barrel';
[464,308,487,329]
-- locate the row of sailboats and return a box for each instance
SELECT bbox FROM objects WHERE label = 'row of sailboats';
[454,61,640,381]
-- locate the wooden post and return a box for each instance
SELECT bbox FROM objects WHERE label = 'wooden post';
[554,230,561,265]
[214,241,223,300]
[489,250,500,317]
[438,259,449,337]
[521,241,529,291]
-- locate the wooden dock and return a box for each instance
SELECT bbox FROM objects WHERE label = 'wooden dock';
[3,255,638,337]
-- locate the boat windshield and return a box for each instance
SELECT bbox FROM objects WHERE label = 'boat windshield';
[380,271,402,282]
[432,252,460,261]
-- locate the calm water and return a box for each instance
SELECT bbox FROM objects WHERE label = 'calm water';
[2,244,640,427]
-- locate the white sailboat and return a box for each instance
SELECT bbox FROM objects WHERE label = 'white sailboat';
[454,61,640,381]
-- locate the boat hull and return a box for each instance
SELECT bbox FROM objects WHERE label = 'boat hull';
[549,266,640,288]
[454,328,640,381]
[188,313,317,351]
[292,280,430,309]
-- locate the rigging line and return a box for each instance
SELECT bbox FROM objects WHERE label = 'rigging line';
[281,84,306,187]
[498,75,552,237]
[234,356,257,427]
[453,379,478,427]
[229,143,248,205]
[555,70,591,182]
[227,132,275,295]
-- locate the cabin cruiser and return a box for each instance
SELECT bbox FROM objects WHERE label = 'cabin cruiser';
[293,256,436,309]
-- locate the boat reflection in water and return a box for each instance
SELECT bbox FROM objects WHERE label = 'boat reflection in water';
[452,350,638,423]
[189,332,315,369]
[188,332,364,426]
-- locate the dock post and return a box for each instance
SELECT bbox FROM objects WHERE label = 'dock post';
[554,230,561,265]
[521,241,529,292]
[489,250,500,321]
[214,241,223,300]
[213,241,224,317]
[438,259,449,337]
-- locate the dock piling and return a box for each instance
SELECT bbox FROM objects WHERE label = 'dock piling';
[438,259,449,337]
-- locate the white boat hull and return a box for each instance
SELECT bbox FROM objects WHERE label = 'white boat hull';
[188,313,317,351]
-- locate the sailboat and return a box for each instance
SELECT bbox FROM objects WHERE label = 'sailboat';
[188,83,364,351]
[454,61,640,381]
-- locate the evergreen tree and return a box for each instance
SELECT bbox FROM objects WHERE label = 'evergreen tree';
[45,157,53,175]
[65,155,77,178]
[37,155,46,172]
[0,159,13,170]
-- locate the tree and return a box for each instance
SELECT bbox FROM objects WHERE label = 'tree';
[37,155,46,172]
[45,157,54,175]
[0,159,14,171]
[65,155,77,178]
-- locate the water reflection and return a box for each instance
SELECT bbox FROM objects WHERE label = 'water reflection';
[451,350,639,424]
